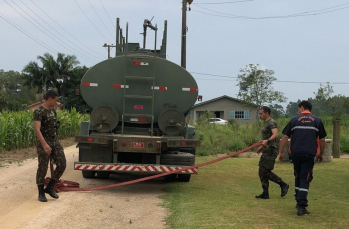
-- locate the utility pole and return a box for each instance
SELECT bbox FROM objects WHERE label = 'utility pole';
[181,0,193,69]
[103,43,117,59]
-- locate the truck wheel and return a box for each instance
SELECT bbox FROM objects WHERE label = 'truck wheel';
[178,174,191,182]
[96,171,110,179]
[164,174,177,182]
[160,152,195,166]
[178,148,196,155]
[82,170,96,178]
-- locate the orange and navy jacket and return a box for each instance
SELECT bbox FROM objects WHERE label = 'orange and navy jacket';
[282,111,327,156]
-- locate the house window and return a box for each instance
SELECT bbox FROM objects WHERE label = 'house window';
[230,110,250,119]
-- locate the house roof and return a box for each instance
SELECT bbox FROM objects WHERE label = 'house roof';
[27,101,63,110]
[193,95,257,108]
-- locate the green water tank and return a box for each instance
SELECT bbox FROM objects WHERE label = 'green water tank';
[81,52,198,126]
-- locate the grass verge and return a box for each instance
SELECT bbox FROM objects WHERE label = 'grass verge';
[162,157,349,229]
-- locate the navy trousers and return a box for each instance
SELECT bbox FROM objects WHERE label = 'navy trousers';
[292,153,315,207]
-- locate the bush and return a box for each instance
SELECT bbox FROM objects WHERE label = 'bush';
[194,115,349,156]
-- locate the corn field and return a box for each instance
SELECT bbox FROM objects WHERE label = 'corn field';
[0,108,88,152]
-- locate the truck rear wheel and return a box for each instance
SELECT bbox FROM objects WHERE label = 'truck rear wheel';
[178,148,196,155]
[160,152,195,166]
[164,174,177,182]
[82,171,96,178]
[178,174,191,182]
[96,171,110,179]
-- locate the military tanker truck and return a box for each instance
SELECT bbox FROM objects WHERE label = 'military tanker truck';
[74,19,199,182]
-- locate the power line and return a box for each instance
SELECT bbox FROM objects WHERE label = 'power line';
[20,0,103,61]
[73,0,111,42]
[0,13,58,54]
[29,0,103,59]
[192,2,349,19]
[194,0,254,4]
[99,0,116,29]
[5,0,98,64]
[190,72,349,85]
[87,0,114,40]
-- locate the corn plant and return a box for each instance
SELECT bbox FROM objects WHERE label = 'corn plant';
[0,109,88,152]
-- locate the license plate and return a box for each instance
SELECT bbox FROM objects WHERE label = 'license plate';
[131,142,144,148]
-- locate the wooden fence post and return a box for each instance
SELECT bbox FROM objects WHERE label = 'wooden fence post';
[332,120,340,158]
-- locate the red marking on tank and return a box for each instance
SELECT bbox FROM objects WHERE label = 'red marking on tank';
[134,105,143,110]
[82,82,98,87]
[133,62,149,66]
[182,87,198,91]
[152,86,167,90]
[113,84,129,88]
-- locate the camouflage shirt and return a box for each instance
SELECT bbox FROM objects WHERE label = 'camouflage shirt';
[261,118,278,148]
[33,106,58,139]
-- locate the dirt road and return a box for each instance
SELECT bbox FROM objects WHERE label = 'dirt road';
[0,145,168,229]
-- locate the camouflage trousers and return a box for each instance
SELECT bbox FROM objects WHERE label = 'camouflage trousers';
[36,139,66,185]
[258,147,283,188]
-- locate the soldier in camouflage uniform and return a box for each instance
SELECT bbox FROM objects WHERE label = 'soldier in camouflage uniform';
[255,106,289,199]
[33,90,66,202]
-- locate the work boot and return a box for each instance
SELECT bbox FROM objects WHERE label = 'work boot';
[280,182,289,197]
[296,204,310,214]
[44,179,59,199]
[38,184,47,202]
[255,186,269,199]
[297,204,310,216]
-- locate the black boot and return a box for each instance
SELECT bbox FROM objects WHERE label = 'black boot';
[38,184,47,202]
[280,182,289,197]
[45,179,59,199]
[297,204,310,216]
[255,186,269,199]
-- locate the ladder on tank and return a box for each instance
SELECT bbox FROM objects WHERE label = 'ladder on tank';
[121,22,158,136]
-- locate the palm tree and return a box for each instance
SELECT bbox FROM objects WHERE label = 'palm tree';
[36,53,79,108]
[37,53,59,92]
[56,53,80,100]
[22,61,46,94]
[23,52,79,107]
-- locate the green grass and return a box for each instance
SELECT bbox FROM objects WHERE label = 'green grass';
[162,157,349,229]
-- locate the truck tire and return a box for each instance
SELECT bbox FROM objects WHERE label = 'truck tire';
[96,171,110,179]
[82,170,96,178]
[160,152,195,166]
[164,174,177,182]
[178,174,191,182]
[178,148,196,155]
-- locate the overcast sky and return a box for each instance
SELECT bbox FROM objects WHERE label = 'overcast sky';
[1,0,349,107]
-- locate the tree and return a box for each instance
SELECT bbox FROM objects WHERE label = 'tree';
[269,103,285,119]
[64,66,91,112]
[314,83,349,158]
[314,83,349,120]
[55,53,80,100]
[0,70,36,111]
[236,64,287,109]
[22,61,50,94]
[22,52,80,108]
[37,53,79,101]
